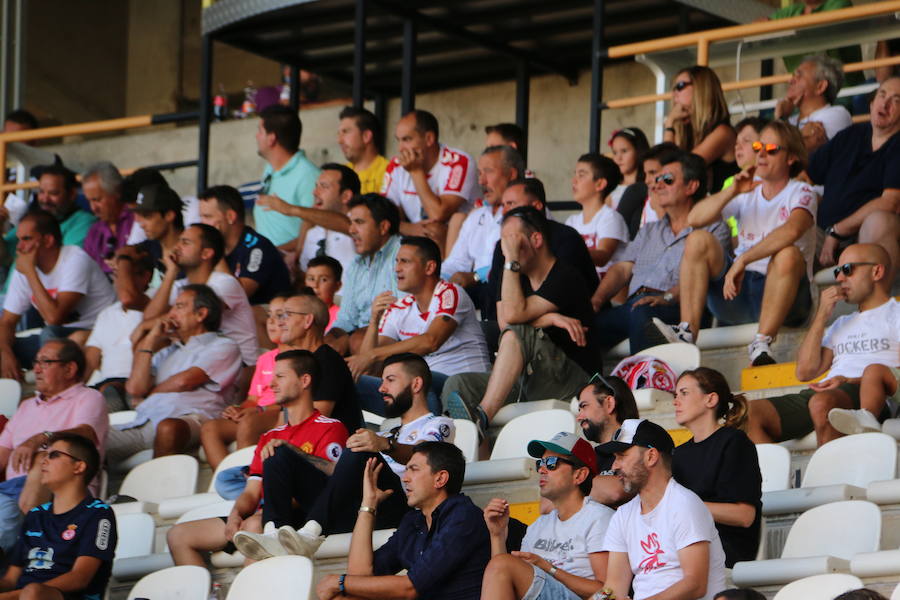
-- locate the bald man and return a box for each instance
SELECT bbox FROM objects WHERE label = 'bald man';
[746,244,899,446]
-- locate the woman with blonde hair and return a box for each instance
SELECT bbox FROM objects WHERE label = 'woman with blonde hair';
[664,65,738,191]
[672,367,762,568]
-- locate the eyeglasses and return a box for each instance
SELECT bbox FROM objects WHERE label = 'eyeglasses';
[47,449,84,463]
[751,141,783,155]
[276,310,309,321]
[654,173,676,186]
[833,262,877,278]
[267,311,285,320]
[672,80,693,92]
[535,456,576,471]
[34,358,66,367]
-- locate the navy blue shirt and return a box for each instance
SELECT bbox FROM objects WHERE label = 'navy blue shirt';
[227,226,291,305]
[12,496,117,600]
[808,123,900,229]
[372,494,490,600]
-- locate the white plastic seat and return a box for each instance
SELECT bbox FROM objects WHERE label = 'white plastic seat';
[463,457,535,485]
[108,410,138,426]
[492,400,572,428]
[158,446,255,519]
[362,410,385,427]
[113,455,199,515]
[315,528,396,560]
[762,433,896,515]
[779,431,817,452]
[893,581,900,600]
[452,419,479,463]
[772,573,863,600]
[756,444,791,493]
[639,342,701,374]
[114,513,155,559]
[0,378,21,418]
[609,323,761,357]
[490,410,577,460]
[632,388,671,411]
[732,500,881,587]
[226,555,314,600]
[126,565,210,600]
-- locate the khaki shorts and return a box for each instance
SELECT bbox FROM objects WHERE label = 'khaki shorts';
[106,414,204,463]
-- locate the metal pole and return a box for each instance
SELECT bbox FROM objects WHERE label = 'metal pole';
[401,18,416,114]
[352,0,367,107]
[289,64,301,111]
[760,58,774,102]
[374,92,387,154]
[589,0,605,153]
[1,0,11,120]
[515,61,530,163]
[12,0,24,108]
[197,34,213,195]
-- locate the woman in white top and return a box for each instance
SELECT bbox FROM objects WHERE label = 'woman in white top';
[607,127,650,210]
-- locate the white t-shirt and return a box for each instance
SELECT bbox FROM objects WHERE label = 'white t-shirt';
[788,104,852,141]
[381,144,479,223]
[379,412,455,477]
[603,478,727,600]
[299,226,356,272]
[171,272,259,365]
[564,206,630,275]
[440,205,503,281]
[3,245,115,329]
[608,185,626,210]
[85,301,144,380]
[378,280,491,375]
[823,298,900,379]
[523,498,614,579]
[721,179,817,278]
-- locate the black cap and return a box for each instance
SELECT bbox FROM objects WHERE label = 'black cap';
[595,419,675,456]
[133,184,183,214]
[122,168,168,205]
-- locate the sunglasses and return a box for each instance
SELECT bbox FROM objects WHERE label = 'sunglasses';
[535,456,576,471]
[47,449,84,463]
[654,173,676,186]
[833,262,877,278]
[587,372,615,395]
[751,141,783,155]
[673,80,693,92]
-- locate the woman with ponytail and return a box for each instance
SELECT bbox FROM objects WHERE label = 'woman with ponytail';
[672,367,762,567]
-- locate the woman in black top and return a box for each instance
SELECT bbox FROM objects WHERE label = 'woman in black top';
[672,367,762,567]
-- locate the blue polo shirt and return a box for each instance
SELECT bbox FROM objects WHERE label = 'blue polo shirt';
[253,151,320,247]
[372,493,490,600]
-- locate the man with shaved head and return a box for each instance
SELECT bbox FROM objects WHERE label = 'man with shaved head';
[746,243,899,446]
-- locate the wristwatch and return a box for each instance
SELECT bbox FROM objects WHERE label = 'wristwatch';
[826,225,850,241]
[663,292,675,304]
[503,260,521,272]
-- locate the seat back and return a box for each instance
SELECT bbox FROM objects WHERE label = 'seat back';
[802,432,897,488]
[115,513,156,559]
[127,565,211,600]
[491,410,577,460]
[176,501,235,524]
[756,443,791,492]
[207,446,255,492]
[782,500,881,560]
[120,455,199,504]
[639,343,701,376]
[773,573,863,600]
[226,555,314,600]
[892,580,900,600]
[0,378,21,418]
[453,419,479,463]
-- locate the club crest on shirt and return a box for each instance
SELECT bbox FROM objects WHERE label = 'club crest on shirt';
[326,442,343,461]
[300,441,314,454]
[61,524,77,541]
[437,423,451,441]
[405,431,418,443]
[639,533,667,574]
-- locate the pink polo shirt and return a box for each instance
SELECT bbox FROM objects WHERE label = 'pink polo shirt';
[248,348,278,407]
[0,384,109,480]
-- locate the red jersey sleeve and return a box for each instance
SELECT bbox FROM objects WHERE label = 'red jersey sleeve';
[310,418,350,463]
[434,282,460,317]
[439,148,470,195]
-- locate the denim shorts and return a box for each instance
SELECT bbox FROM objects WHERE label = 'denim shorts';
[522,565,580,600]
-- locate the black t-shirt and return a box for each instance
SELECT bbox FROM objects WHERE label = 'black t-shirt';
[12,496,117,599]
[808,123,900,229]
[313,344,363,434]
[616,182,649,240]
[227,226,291,305]
[485,220,599,321]
[672,427,762,567]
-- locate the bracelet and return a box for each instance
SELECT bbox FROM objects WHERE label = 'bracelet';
[138,349,153,354]
[548,566,558,578]
[338,573,347,596]
[359,505,377,515]
[664,126,675,133]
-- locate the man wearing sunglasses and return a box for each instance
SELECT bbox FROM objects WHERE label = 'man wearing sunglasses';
[481,432,613,600]
[746,243,900,446]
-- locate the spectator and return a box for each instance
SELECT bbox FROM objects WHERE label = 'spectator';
[304,255,342,331]
[349,236,491,416]
[723,118,768,191]
[834,590,890,600]
[338,106,388,195]
[875,39,900,83]
[664,66,738,192]
[253,105,320,249]
[714,590,766,600]
[0,433,117,600]
[481,431,612,600]
[672,367,762,567]
[485,122,527,155]
[775,55,851,153]
[444,207,596,437]
[82,161,145,273]
[592,151,730,354]
[107,284,243,460]
[608,127,650,209]
[237,353,455,557]
[168,349,348,566]
[746,244,899,445]
[0,210,115,377]
[599,418,727,600]
[131,183,184,274]
[198,184,290,306]
[616,142,680,239]
[0,340,107,552]
[381,109,479,245]
[84,245,155,413]
[654,121,815,366]
[565,153,629,278]
[315,442,490,600]
[808,76,900,280]
[829,360,900,436]
[141,223,259,367]
[325,194,401,356]
[2,109,37,133]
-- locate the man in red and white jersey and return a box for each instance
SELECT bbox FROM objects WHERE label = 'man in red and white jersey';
[347,236,490,416]
[381,110,479,247]
[166,349,348,566]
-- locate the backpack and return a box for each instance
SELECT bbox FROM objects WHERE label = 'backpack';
[610,355,678,393]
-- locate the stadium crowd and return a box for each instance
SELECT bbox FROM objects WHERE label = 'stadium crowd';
[0,39,898,600]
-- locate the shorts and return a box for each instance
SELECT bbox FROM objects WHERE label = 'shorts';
[522,565,580,600]
[105,414,204,463]
[771,384,861,441]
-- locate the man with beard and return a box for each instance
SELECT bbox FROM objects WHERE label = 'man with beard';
[233,352,455,560]
[599,419,727,600]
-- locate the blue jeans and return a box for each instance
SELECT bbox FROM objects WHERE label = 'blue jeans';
[214,466,248,500]
[592,293,684,355]
[356,372,449,416]
[0,475,27,552]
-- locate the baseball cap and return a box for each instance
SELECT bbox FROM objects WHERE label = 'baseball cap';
[133,183,184,213]
[596,418,675,456]
[527,431,598,476]
[122,168,168,205]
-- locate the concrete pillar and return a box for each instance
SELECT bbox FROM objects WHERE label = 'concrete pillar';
[126,0,181,116]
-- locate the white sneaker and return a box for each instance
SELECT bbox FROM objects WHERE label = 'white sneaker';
[828,408,882,435]
[233,521,288,561]
[278,520,325,557]
[748,335,776,366]
[651,318,694,344]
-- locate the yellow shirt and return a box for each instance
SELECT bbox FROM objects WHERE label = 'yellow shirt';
[350,155,389,195]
